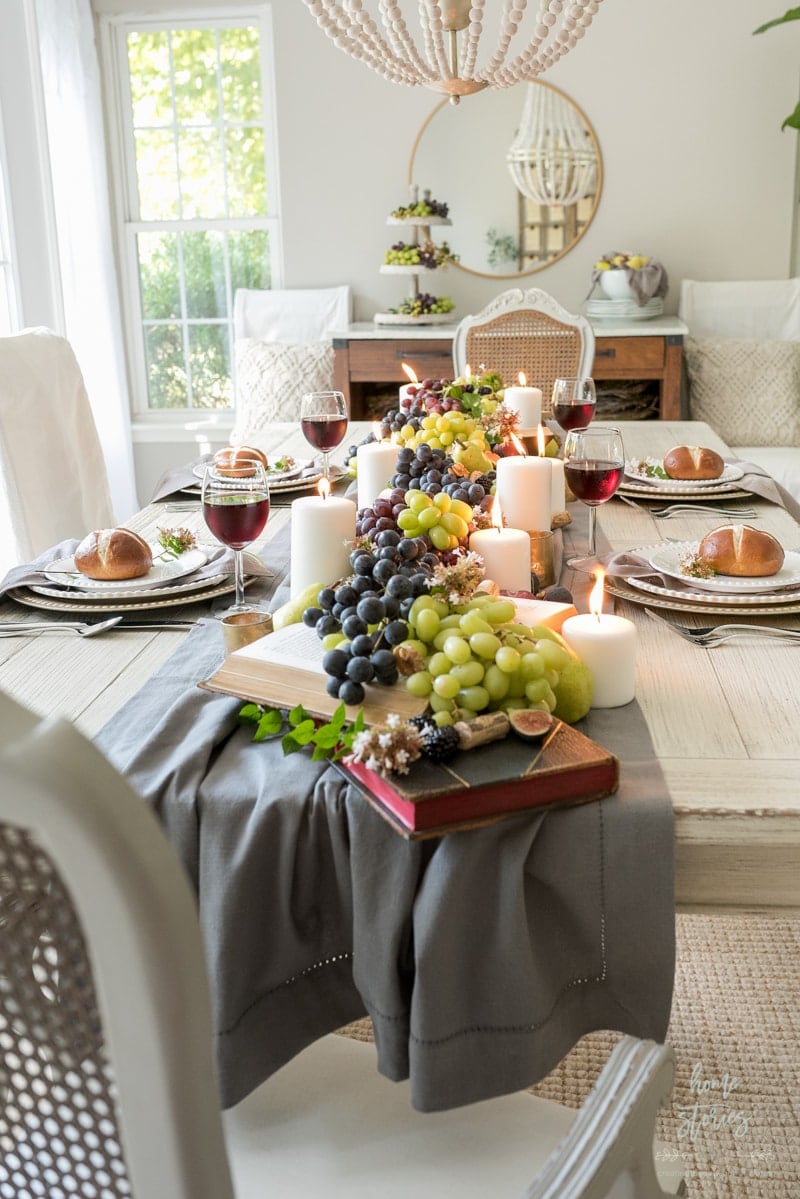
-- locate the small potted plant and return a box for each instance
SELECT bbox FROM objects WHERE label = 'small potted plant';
[589,252,668,306]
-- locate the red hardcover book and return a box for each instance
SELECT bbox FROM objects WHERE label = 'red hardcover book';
[337,720,619,839]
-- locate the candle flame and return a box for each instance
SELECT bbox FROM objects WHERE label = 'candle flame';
[490,498,504,532]
[537,424,546,456]
[401,362,418,384]
[518,371,527,386]
[372,420,384,443]
[590,569,605,620]
[318,476,331,501]
[509,432,527,456]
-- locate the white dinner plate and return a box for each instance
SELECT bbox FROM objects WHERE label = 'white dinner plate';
[625,573,800,607]
[7,577,250,614]
[43,546,208,594]
[624,459,744,489]
[30,571,228,603]
[192,458,309,484]
[645,540,800,594]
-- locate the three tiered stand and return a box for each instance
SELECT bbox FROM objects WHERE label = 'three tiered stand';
[373,189,456,326]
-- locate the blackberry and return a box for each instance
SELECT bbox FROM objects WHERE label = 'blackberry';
[422,725,460,763]
[408,713,436,734]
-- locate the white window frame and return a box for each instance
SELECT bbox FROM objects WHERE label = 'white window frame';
[0,111,22,336]
[99,4,282,420]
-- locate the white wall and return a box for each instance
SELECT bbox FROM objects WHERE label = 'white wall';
[266,0,800,319]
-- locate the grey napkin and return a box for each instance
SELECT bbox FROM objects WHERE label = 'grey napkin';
[0,540,271,600]
[150,456,211,502]
[728,457,800,524]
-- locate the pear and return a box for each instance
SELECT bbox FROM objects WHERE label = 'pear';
[271,581,325,631]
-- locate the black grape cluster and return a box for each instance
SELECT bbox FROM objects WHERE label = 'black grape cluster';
[301,537,435,705]
[388,444,496,508]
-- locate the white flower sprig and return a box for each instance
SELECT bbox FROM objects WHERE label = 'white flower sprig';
[349,713,424,776]
[426,549,486,605]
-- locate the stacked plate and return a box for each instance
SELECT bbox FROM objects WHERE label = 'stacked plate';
[586,296,664,322]
[8,543,240,615]
[186,458,345,497]
[605,540,800,617]
[619,458,751,501]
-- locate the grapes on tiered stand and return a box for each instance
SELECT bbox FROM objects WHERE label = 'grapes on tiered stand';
[374,187,457,326]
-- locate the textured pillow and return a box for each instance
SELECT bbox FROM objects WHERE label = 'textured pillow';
[232,339,335,439]
[684,337,800,447]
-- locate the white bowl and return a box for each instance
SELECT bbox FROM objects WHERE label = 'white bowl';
[599,271,637,301]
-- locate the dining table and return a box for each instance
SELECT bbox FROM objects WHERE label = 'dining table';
[0,417,798,1110]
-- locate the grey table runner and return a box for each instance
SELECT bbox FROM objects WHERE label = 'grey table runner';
[96,508,675,1113]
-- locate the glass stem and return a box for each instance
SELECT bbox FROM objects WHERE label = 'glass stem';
[587,507,597,557]
[234,549,245,608]
[321,451,330,480]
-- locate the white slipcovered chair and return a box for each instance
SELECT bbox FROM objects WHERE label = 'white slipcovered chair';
[452,288,595,417]
[0,327,115,573]
[232,286,352,439]
[0,687,684,1199]
[679,279,800,500]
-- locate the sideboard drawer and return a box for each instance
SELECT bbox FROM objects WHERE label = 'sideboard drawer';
[345,339,453,382]
[593,337,664,372]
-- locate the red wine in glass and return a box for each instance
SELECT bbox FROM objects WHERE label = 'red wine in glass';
[554,400,596,431]
[551,377,596,431]
[203,493,270,550]
[300,391,348,479]
[563,426,625,566]
[202,459,270,613]
[564,460,624,504]
[300,414,348,453]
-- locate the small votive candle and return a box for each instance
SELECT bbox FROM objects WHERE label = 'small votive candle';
[468,499,531,593]
[290,478,356,596]
[561,571,637,708]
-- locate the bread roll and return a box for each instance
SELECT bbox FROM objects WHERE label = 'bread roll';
[214,445,268,477]
[663,445,725,480]
[698,525,785,577]
[74,529,153,581]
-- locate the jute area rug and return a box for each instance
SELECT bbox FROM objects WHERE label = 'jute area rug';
[338,912,800,1197]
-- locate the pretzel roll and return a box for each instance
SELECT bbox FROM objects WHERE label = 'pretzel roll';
[74,528,153,581]
[213,445,268,477]
[663,445,725,480]
[698,525,785,577]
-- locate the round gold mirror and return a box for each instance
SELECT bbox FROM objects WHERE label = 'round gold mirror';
[408,80,602,279]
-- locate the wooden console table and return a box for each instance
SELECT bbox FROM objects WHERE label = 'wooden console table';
[333,316,687,421]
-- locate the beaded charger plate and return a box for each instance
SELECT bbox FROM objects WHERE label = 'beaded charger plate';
[618,481,752,501]
[604,574,800,617]
[6,577,251,614]
[625,574,800,607]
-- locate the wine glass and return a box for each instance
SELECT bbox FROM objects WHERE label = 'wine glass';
[563,426,625,566]
[551,377,597,432]
[300,390,348,480]
[202,457,270,614]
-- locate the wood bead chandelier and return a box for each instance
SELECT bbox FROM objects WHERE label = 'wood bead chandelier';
[302,0,604,102]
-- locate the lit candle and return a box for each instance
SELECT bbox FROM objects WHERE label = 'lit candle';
[503,372,542,433]
[356,423,398,511]
[561,571,637,708]
[468,499,531,593]
[399,362,419,410]
[534,424,566,516]
[495,445,551,532]
[290,477,356,597]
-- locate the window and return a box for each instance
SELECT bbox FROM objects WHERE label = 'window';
[102,8,280,414]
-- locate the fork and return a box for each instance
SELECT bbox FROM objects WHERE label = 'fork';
[651,504,758,519]
[0,618,196,638]
[643,608,800,646]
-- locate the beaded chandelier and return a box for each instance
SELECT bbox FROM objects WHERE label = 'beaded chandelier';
[302,0,605,102]
[507,82,598,205]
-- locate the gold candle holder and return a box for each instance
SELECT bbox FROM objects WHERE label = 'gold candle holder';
[528,529,561,589]
[221,610,273,653]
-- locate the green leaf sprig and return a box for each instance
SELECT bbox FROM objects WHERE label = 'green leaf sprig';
[238,701,366,762]
[156,527,196,559]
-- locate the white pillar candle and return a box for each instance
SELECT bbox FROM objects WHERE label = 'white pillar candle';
[290,486,356,597]
[503,373,542,431]
[495,455,551,533]
[356,435,398,511]
[561,572,637,708]
[469,500,531,592]
[550,457,566,514]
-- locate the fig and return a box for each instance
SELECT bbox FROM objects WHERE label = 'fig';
[508,709,555,741]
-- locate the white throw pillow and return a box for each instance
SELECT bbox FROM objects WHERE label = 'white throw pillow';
[232,339,335,439]
[684,337,800,447]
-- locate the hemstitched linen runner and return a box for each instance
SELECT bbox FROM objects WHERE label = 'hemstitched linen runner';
[96,518,675,1113]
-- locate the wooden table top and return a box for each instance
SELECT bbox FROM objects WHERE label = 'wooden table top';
[2,419,798,912]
